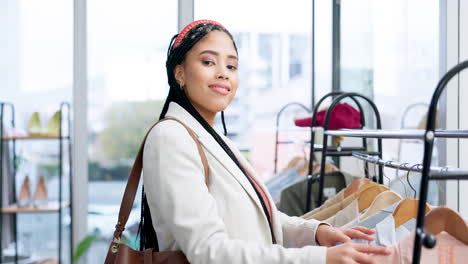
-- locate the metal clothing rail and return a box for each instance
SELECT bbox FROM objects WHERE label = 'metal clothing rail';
[351,152,468,179]
[325,129,468,139]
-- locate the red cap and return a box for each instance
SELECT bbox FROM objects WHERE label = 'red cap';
[294,103,362,130]
[173,19,225,49]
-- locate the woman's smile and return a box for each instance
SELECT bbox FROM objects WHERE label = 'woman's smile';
[209,83,231,95]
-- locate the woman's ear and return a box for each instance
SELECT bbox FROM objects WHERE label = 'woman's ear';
[174,64,185,87]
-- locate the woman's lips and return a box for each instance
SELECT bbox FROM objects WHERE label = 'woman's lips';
[209,84,230,95]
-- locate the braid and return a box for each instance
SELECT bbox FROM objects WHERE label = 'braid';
[221,111,227,136]
[139,22,262,250]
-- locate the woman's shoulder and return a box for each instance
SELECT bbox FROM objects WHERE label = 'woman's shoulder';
[145,119,196,146]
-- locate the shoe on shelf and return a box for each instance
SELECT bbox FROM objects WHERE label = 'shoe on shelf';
[18,175,31,208]
[45,111,60,137]
[28,112,42,136]
[33,175,48,207]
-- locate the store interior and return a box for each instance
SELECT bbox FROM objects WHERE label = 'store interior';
[1,0,468,263]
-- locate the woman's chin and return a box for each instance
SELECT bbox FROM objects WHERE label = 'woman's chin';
[208,101,231,113]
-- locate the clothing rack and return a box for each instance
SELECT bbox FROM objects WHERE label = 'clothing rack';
[273,102,311,174]
[413,60,468,263]
[327,60,468,263]
[312,92,384,210]
[305,91,384,212]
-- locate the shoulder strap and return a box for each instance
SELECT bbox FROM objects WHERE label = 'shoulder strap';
[111,117,209,241]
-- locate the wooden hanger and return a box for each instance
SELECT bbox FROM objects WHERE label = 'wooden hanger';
[284,156,303,172]
[344,177,370,198]
[359,190,402,220]
[297,158,310,176]
[424,206,468,245]
[392,198,431,228]
[357,185,389,212]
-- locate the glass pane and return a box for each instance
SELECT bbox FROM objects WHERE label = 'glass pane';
[0,0,72,262]
[86,1,177,262]
[340,0,442,203]
[195,0,331,180]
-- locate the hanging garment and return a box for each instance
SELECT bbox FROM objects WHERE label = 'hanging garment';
[342,200,402,229]
[302,190,356,220]
[351,215,416,246]
[278,171,346,217]
[304,177,369,217]
[372,231,468,264]
[322,198,361,227]
[266,168,305,203]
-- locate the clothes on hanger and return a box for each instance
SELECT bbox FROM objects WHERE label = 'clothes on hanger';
[278,171,347,216]
[266,156,310,204]
[372,231,468,264]
[352,216,416,247]
[266,168,305,203]
[302,188,356,220]
[302,179,377,221]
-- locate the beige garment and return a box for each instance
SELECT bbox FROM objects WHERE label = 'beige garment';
[304,189,345,216]
[373,231,468,264]
[323,199,360,227]
[303,193,356,221]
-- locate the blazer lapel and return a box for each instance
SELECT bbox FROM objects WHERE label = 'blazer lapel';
[222,136,283,245]
[165,103,266,217]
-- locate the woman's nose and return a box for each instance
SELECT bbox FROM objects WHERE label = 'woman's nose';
[216,66,228,80]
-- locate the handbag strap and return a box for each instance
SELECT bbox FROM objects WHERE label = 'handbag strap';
[111,117,210,242]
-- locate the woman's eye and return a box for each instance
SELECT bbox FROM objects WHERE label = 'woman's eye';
[227,65,238,70]
[202,60,215,66]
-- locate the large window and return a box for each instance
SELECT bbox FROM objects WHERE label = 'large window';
[1,0,73,262]
[195,0,332,180]
[339,0,441,203]
[86,1,177,262]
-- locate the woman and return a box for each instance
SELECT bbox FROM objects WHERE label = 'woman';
[140,20,390,263]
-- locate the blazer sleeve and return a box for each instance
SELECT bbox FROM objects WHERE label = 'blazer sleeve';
[143,121,327,264]
[278,211,329,248]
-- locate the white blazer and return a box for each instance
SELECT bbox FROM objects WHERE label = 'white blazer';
[143,102,327,264]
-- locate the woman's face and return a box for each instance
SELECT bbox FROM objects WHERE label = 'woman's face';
[174,30,239,124]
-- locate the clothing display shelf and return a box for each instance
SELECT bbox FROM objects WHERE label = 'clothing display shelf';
[306,92,384,213]
[0,102,73,264]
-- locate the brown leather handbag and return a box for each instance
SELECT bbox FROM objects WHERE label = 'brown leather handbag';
[104,118,209,264]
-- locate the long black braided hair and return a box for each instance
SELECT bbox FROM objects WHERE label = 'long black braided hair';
[138,21,275,251]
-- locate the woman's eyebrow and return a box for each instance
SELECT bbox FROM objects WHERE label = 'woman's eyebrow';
[199,50,238,60]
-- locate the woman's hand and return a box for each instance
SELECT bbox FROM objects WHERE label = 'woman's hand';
[326,243,390,264]
[316,224,376,246]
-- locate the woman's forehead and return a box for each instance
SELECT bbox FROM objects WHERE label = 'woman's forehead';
[190,31,237,55]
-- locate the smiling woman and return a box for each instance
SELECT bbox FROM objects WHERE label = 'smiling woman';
[135,20,390,264]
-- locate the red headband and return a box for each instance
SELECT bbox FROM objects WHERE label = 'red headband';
[173,19,225,49]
